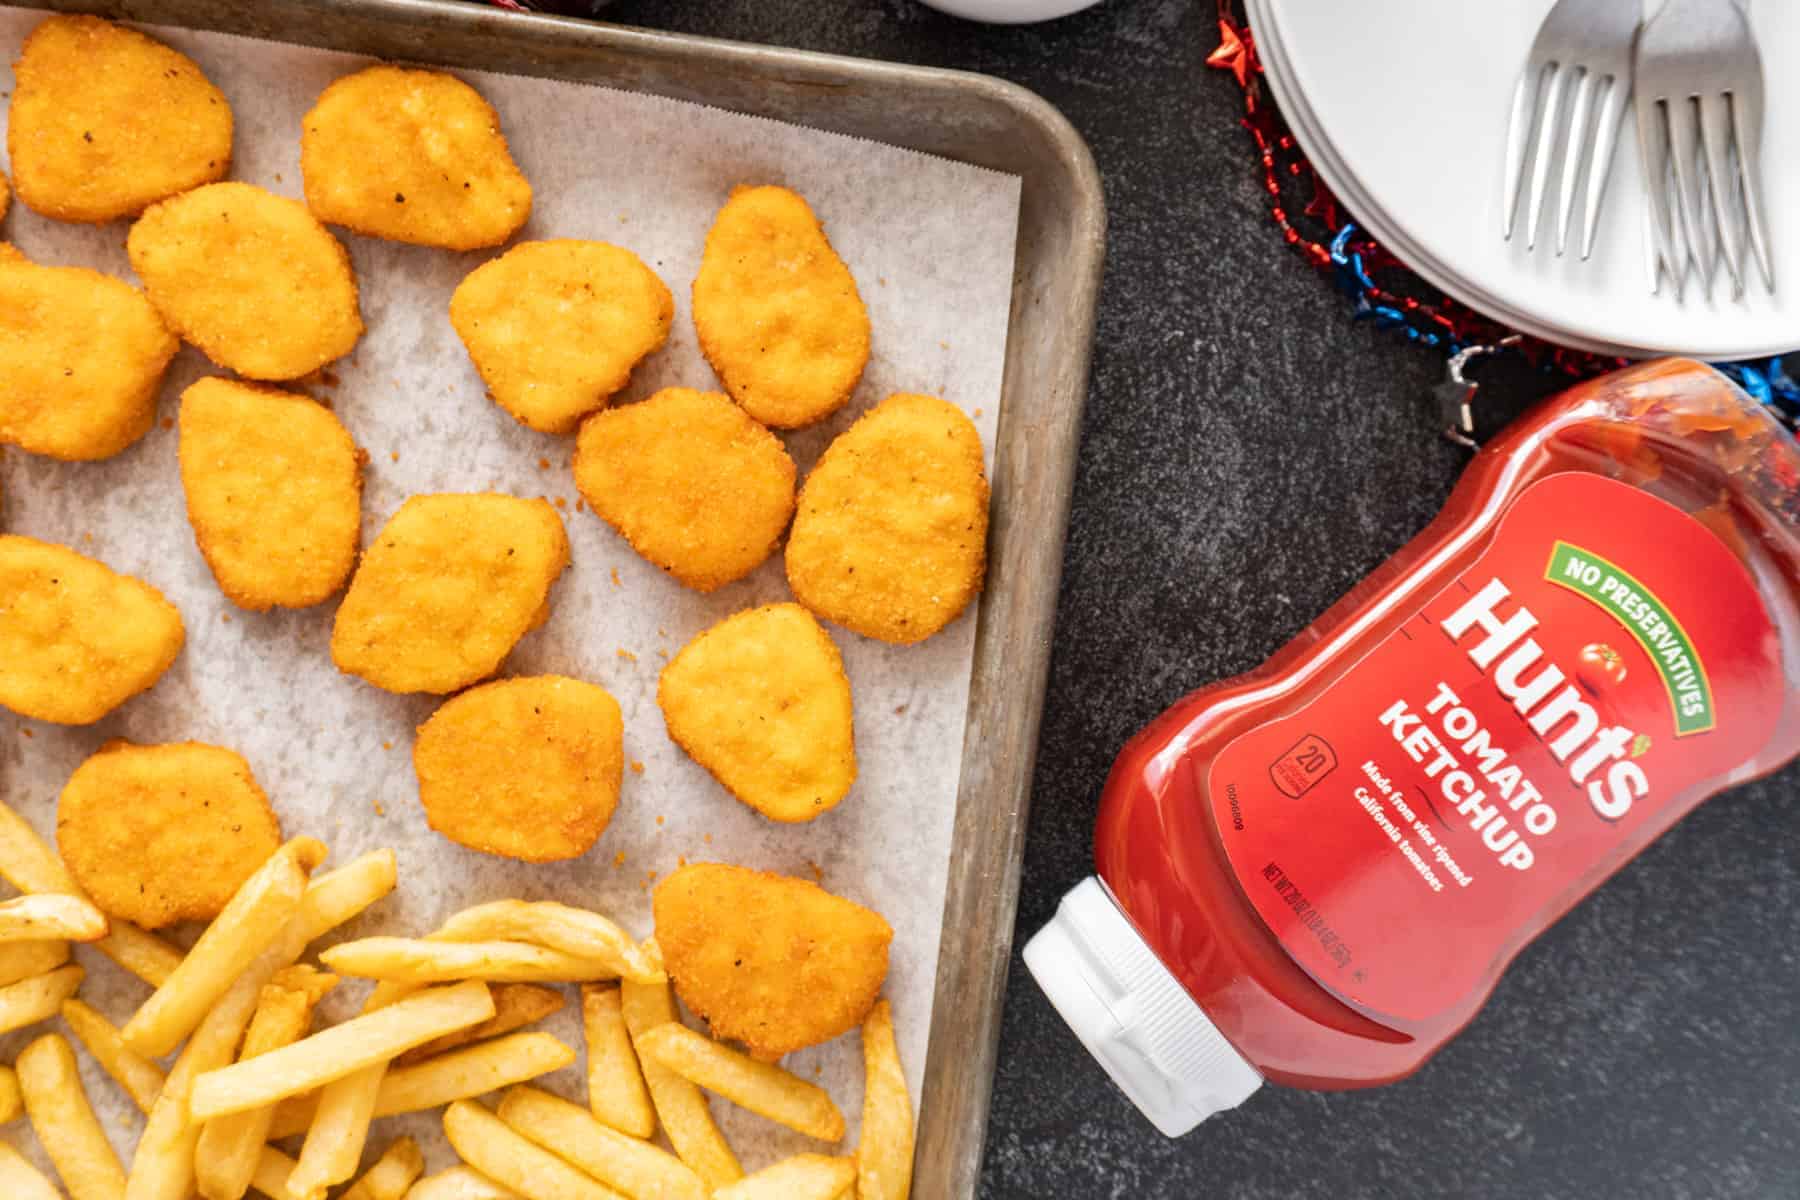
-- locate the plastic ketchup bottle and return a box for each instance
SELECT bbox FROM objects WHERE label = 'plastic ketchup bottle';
[1025,359,1800,1136]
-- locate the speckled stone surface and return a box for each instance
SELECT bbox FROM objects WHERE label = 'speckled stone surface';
[575,2,1800,1196]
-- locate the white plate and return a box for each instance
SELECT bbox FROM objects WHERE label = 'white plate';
[1249,0,1800,359]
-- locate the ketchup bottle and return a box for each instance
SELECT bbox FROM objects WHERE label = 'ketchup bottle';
[1025,359,1800,1136]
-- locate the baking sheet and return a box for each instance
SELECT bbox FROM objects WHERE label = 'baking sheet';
[0,6,1021,1178]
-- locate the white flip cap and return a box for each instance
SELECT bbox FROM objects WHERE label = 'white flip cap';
[1023,876,1263,1137]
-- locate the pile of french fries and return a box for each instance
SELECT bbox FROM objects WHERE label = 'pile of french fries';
[0,796,914,1200]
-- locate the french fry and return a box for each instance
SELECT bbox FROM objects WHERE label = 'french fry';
[322,938,618,984]
[0,939,69,987]
[189,980,494,1120]
[126,848,395,1200]
[266,1031,576,1139]
[397,983,565,1065]
[581,984,654,1139]
[405,1166,524,1200]
[635,1022,845,1141]
[62,1000,167,1114]
[0,795,182,986]
[124,838,328,1057]
[711,1155,856,1200]
[0,893,107,942]
[0,964,83,1035]
[436,902,663,983]
[195,970,335,1200]
[339,1137,424,1200]
[17,1032,129,1200]
[618,979,741,1191]
[0,1064,20,1123]
[287,1062,384,1200]
[442,1100,625,1200]
[498,1085,706,1200]
[0,1141,62,1200]
[249,1147,298,1200]
[856,1000,913,1200]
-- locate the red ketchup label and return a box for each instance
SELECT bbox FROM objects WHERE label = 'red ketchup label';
[1207,473,1783,1023]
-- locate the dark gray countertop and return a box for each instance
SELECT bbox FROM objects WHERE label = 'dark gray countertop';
[582,2,1800,1196]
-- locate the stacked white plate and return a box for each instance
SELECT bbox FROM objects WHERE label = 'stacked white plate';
[1247,0,1800,359]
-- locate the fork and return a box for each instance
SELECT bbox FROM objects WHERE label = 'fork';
[1501,0,1640,258]
[1635,0,1773,298]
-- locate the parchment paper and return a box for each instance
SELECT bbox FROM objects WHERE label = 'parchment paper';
[0,7,1021,1179]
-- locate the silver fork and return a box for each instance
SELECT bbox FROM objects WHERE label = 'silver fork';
[1636,0,1773,298]
[1501,0,1640,258]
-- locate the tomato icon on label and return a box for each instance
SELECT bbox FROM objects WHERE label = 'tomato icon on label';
[1575,643,1627,695]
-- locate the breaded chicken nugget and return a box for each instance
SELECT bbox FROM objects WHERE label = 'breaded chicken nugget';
[56,741,281,929]
[451,240,672,434]
[332,494,570,695]
[302,66,531,251]
[415,676,623,862]
[178,378,363,611]
[692,186,870,429]
[574,388,796,592]
[0,536,184,724]
[0,244,20,267]
[787,393,989,645]
[0,257,179,461]
[6,15,232,224]
[0,169,9,224]
[654,863,891,1060]
[128,182,363,380]
[658,604,855,823]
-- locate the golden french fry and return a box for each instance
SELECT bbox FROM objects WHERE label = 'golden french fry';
[857,1000,913,1200]
[0,1141,61,1200]
[124,838,328,1057]
[266,1031,576,1139]
[0,893,106,942]
[0,939,69,987]
[62,999,167,1113]
[189,980,494,1120]
[339,1137,424,1200]
[0,797,182,986]
[436,901,663,983]
[0,1064,20,1123]
[618,979,741,1191]
[288,1061,384,1200]
[322,937,617,984]
[397,983,565,1065]
[581,984,654,1139]
[18,1032,128,1200]
[249,1147,298,1200]
[443,1099,625,1200]
[195,970,333,1200]
[0,964,83,1035]
[635,1022,844,1142]
[126,850,396,1200]
[405,1166,523,1200]
[712,1155,856,1200]
[498,1085,706,1200]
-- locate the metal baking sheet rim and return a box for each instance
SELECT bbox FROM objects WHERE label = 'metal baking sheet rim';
[0,1,1108,1195]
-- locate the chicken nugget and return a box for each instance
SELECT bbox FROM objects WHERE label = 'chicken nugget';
[128,182,363,381]
[787,393,988,645]
[415,676,623,862]
[0,169,9,224]
[0,245,20,268]
[692,186,870,429]
[302,65,531,251]
[574,388,796,592]
[332,493,570,695]
[56,740,281,929]
[658,604,855,823]
[654,863,891,1060]
[451,240,672,434]
[178,377,363,611]
[0,257,179,461]
[7,16,232,224]
[0,536,184,724]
